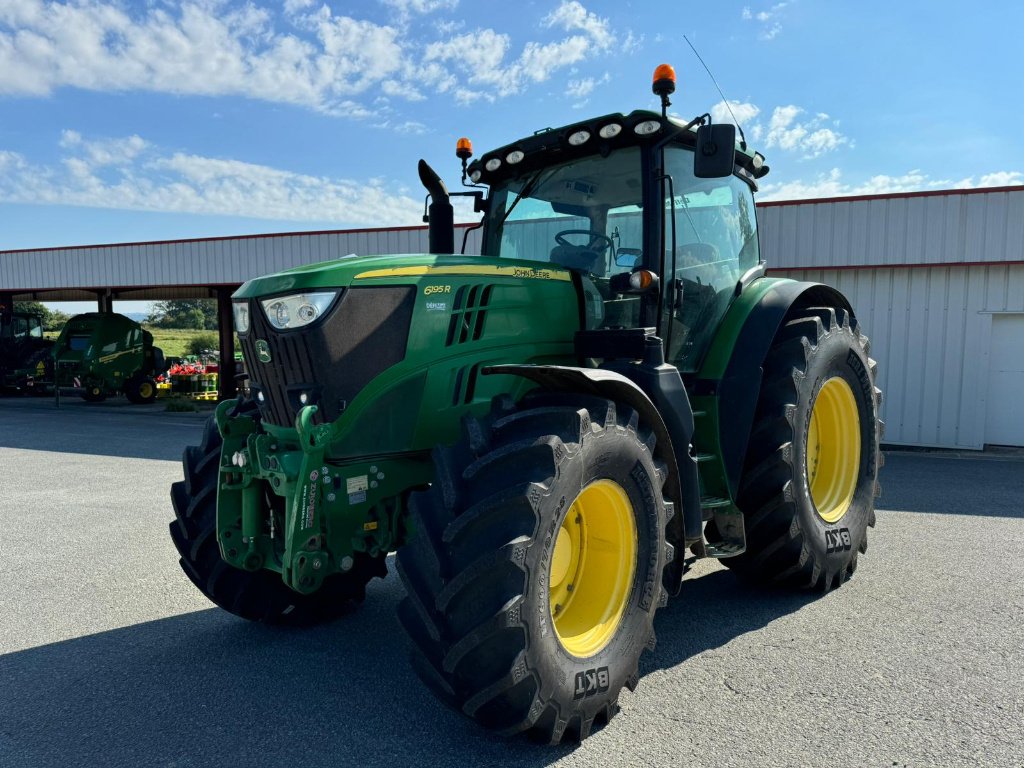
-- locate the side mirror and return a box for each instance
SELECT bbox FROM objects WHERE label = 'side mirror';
[615,248,642,269]
[694,123,736,178]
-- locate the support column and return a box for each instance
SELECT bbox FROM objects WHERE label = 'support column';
[216,287,238,401]
[95,290,113,313]
[0,291,13,319]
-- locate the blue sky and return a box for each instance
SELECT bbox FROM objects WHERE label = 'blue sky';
[1,0,1022,311]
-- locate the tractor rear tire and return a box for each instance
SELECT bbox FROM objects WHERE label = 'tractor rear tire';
[722,306,882,591]
[125,375,157,404]
[396,393,673,743]
[169,412,387,624]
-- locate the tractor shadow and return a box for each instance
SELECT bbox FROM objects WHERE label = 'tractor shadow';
[644,567,817,676]
[0,563,814,767]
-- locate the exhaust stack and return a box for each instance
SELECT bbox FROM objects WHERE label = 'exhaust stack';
[418,159,454,255]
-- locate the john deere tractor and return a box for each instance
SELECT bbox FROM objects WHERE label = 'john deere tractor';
[170,65,882,743]
[0,308,55,393]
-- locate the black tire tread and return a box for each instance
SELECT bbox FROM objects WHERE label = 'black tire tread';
[170,411,386,625]
[724,306,882,590]
[396,392,670,743]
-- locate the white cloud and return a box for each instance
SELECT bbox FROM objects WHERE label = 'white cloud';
[283,0,314,15]
[764,105,848,158]
[758,167,1023,202]
[0,0,622,117]
[423,1,614,102]
[711,99,761,128]
[706,99,846,157]
[960,171,1024,188]
[544,1,612,48]
[741,1,789,40]
[380,0,459,22]
[566,72,610,108]
[0,131,445,226]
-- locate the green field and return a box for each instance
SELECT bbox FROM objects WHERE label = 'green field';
[148,328,218,358]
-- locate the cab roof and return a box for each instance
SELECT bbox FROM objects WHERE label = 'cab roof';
[467,109,768,189]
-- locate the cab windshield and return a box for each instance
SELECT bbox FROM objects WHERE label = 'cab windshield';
[482,143,760,371]
[484,147,646,328]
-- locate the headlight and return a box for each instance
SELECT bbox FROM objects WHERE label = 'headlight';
[232,302,250,334]
[260,292,337,330]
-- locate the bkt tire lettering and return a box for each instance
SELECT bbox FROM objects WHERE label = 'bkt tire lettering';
[825,527,852,554]
[573,667,610,700]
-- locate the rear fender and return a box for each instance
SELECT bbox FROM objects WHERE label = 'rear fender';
[693,279,855,498]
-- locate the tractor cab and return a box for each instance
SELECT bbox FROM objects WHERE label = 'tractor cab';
[466,68,768,373]
[0,310,54,392]
[0,311,44,348]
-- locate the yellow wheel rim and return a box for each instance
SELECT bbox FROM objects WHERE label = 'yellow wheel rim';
[549,479,637,658]
[806,377,861,523]
[139,382,153,398]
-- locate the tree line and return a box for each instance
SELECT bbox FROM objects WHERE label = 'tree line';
[146,299,219,330]
[16,299,219,331]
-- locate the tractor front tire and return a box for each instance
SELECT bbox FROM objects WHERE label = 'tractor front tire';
[169,413,387,624]
[397,393,673,743]
[724,306,882,591]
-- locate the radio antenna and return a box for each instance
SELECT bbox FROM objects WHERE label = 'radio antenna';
[683,34,748,150]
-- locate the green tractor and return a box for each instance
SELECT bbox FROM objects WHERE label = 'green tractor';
[0,309,54,393]
[54,312,164,403]
[170,65,882,742]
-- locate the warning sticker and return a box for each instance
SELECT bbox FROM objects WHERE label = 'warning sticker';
[348,490,367,505]
[346,475,368,494]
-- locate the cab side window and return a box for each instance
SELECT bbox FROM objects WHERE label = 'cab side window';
[662,147,759,370]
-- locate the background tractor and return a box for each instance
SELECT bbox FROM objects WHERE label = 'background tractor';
[170,65,882,743]
[0,308,54,394]
[54,312,165,403]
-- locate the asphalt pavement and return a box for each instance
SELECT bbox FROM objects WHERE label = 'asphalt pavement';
[0,397,1022,767]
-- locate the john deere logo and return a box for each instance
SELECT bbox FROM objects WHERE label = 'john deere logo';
[255,340,272,363]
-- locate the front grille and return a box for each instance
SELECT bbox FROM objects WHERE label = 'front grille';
[241,286,416,427]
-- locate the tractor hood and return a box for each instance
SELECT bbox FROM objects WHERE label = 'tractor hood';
[232,250,578,432]
[232,252,572,299]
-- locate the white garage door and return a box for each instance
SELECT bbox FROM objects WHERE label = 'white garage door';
[985,314,1024,447]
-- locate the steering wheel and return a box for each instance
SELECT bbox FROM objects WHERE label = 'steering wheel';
[555,230,614,254]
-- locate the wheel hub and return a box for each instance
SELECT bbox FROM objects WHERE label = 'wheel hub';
[806,376,861,523]
[548,479,637,657]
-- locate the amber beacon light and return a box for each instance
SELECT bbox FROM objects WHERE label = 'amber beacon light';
[456,137,473,159]
[652,64,676,95]
[652,63,676,116]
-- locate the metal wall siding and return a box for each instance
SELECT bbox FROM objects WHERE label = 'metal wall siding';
[11,187,1017,291]
[758,187,1024,269]
[771,263,1024,449]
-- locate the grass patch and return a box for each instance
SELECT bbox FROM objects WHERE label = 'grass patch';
[148,328,215,358]
[44,325,238,359]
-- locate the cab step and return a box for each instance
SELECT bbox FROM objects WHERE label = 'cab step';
[700,495,732,509]
[704,542,744,558]
[702,499,746,559]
